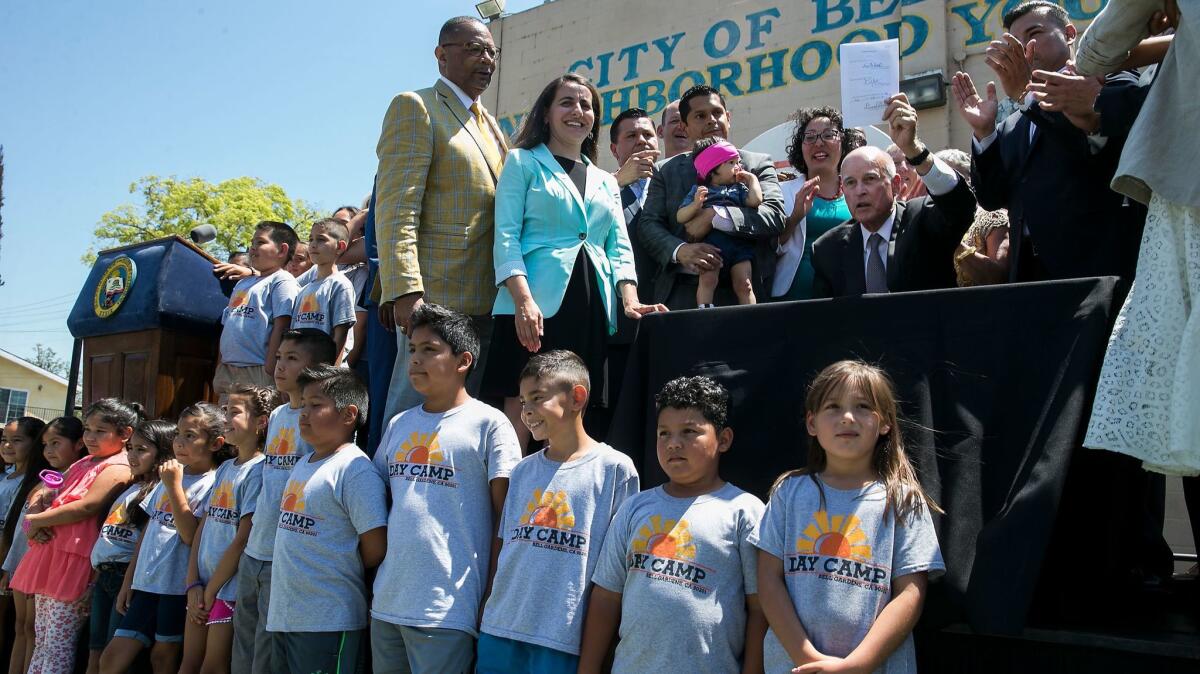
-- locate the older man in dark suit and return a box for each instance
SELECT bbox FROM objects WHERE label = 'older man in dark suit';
[811,94,976,298]
[637,85,787,309]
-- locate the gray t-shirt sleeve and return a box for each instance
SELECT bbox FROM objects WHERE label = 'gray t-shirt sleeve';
[270,274,299,321]
[590,498,633,594]
[613,461,640,514]
[239,466,264,518]
[739,496,766,595]
[331,278,357,328]
[341,462,388,535]
[748,479,789,558]
[485,417,522,482]
[893,503,945,580]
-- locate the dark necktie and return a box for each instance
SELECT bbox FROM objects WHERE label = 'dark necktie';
[866,232,888,294]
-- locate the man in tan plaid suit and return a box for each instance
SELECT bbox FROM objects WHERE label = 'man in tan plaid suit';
[374,15,508,417]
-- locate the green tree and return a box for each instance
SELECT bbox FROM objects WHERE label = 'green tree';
[86,175,322,263]
[29,344,67,378]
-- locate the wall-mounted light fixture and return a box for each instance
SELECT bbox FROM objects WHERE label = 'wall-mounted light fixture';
[476,0,505,21]
[900,71,947,110]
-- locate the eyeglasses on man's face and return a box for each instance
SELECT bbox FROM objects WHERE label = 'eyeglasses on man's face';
[802,129,842,144]
[442,41,500,60]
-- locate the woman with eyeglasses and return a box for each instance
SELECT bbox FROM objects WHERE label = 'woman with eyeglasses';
[771,107,865,300]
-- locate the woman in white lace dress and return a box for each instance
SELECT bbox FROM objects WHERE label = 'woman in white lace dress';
[1076,0,1199,475]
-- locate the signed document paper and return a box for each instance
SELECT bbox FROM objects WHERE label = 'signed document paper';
[839,39,900,128]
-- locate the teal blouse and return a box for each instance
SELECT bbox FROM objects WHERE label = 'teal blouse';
[781,194,851,300]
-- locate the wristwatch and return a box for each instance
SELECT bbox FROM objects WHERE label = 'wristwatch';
[904,146,930,166]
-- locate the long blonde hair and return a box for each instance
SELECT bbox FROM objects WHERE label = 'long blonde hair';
[770,360,943,522]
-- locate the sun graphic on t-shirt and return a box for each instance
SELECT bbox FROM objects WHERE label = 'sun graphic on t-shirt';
[298,293,320,314]
[394,432,443,464]
[796,511,873,561]
[229,290,249,309]
[520,489,575,530]
[209,482,235,510]
[632,515,696,561]
[154,491,173,515]
[280,480,306,513]
[104,503,128,526]
[267,427,295,457]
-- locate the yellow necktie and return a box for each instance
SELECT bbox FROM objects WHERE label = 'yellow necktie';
[470,102,504,177]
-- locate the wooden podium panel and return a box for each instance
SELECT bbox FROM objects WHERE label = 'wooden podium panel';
[83,329,217,420]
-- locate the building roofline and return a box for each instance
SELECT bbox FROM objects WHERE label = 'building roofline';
[0,348,70,387]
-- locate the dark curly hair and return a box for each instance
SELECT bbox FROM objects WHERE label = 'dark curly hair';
[785,106,865,176]
[654,376,730,429]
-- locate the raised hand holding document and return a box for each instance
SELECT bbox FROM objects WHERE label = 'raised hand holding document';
[840,38,900,128]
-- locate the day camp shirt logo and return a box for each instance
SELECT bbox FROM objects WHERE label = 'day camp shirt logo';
[264,427,303,471]
[786,511,889,592]
[206,481,239,526]
[294,292,326,325]
[150,491,176,528]
[277,479,319,536]
[101,502,138,542]
[227,289,255,319]
[628,515,712,593]
[509,489,588,555]
[386,431,457,487]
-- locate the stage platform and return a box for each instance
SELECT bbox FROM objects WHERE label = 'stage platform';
[919,577,1199,672]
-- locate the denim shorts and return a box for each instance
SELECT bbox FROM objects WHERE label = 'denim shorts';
[113,590,187,646]
[88,563,128,650]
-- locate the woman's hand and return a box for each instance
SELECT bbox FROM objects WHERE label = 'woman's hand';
[515,297,544,353]
[790,176,821,223]
[623,301,668,320]
[0,573,9,594]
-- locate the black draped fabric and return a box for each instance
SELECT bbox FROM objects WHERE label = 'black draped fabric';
[608,278,1121,635]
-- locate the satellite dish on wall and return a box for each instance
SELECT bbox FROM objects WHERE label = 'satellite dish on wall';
[744,121,893,179]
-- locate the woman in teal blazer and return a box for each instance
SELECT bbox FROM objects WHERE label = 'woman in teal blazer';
[481,73,666,440]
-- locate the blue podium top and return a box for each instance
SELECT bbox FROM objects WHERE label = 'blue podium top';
[68,236,229,338]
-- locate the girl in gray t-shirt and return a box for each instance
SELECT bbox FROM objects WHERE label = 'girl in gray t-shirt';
[750,360,945,674]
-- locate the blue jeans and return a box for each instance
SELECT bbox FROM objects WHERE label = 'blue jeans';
[88,563,127,650]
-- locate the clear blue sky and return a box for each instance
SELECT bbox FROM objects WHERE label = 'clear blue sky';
[0,0,543,368]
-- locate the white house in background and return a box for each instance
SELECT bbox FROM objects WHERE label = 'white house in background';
[0,348,69,422]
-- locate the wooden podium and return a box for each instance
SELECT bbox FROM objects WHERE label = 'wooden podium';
[67,236,230,419]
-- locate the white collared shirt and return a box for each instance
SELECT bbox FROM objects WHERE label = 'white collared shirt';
[439,75,477,110]
[861,212,895,274]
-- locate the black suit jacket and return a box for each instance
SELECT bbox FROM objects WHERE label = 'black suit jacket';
[638,149,787,305]
[611,184,657,345]
[621,183,658,303]
[972,71,1148,281]
[811,176,977,298]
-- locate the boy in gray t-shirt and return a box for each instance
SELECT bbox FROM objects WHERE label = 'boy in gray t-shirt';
[291,219,357,364]
[477,351,639,673]
[215,221,301,400]
[370,305,522,673]
[263,365,387,674]
[231,329,333,674]
[579,376,766,674]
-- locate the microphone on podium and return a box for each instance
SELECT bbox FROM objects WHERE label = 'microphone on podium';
[189,224,217,244]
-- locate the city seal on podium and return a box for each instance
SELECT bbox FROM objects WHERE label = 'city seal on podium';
[93,255,137,318]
